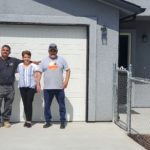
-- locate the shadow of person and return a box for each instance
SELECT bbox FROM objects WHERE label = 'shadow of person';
[65,96,73,122]
[13,90,45,124]
[10,87,74,124]
[51,96,73,122]
[10,80,21,123]
[11,79,44,123]
[32,90,44,122]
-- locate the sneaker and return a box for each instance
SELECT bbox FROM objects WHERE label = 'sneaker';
[43,122,52,128]
[60,122,66,129]
[3,121,11,128]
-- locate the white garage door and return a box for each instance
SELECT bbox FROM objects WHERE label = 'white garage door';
[0,24,87,122]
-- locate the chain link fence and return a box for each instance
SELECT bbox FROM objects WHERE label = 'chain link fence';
[113,64,150,149]
[113,64,131,132]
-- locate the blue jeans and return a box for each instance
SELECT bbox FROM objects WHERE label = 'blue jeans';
[44,89,66,123]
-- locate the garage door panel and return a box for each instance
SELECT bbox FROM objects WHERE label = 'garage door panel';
[64,92,86,98]
[0,24,87,122]
[66,99,86,121]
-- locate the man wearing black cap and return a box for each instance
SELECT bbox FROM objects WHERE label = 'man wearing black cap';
[36,43,70,129]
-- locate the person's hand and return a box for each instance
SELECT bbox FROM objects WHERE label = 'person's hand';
[63,81,68,89]
[36,84,41,93]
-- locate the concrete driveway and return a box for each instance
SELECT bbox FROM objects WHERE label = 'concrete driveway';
[0,122,144,150]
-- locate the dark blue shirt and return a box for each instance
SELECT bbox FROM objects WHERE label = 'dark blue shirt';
[0,57,22,85]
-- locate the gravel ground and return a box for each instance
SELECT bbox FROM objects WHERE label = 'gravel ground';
[129,134,150,150]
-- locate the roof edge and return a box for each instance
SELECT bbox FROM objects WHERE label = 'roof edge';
[97,0,145,16]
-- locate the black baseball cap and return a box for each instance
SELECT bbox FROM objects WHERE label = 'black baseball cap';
[49,43,58,51]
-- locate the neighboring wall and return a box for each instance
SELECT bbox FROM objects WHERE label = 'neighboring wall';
[121,0,150,77]
[121,21,150,78]
[0,0,119,121]
[134,21,150,78]
[121,21,150,107]
[121,1,150,107]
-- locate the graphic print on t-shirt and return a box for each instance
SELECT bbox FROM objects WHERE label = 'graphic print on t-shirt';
[48,61,58,70]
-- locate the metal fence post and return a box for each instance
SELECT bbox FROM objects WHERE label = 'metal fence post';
[112,63,118,123]
[112,63,116,123]
[127,64,132,134]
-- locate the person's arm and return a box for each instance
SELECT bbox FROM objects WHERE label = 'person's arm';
[63,69,71,89]
[31,61,41,65]
[15,58,40,65]
[35,71,42,92]
[15,58,23,65]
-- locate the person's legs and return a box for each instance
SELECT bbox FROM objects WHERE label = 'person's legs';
[20,88,28,121]
[44,90,54,123]
[0,86,4,123]
[3,86,14,127]
[55,89,66,123]
[26,88,35,122]
[0,96,3,126]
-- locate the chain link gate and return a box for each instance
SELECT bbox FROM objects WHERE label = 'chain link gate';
[113,64,132,134]
[113,64,150,135]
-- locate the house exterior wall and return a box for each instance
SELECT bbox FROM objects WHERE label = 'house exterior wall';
[121,1,150,107]
[0,0,119,121]
[121,20,150,107]
[121,21,150,78]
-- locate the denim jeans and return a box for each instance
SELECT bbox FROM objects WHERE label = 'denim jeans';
[44,89,66,123]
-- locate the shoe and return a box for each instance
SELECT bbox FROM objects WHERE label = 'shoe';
[24,122,32,128]
[3,121,11,128]
[43,122,52,128]
[26,123,32,128]
[24,122,28,127]
[60,122,66,129]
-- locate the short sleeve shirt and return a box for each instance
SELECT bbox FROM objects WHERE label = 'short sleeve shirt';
[0,57,22,85]
[17,63,38,88]
[38,56,69,89]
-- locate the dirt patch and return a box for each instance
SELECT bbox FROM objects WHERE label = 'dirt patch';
[129,134,150,150]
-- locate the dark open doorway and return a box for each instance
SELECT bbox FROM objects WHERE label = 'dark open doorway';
[119,34,131,69]
[118,33,131,105]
